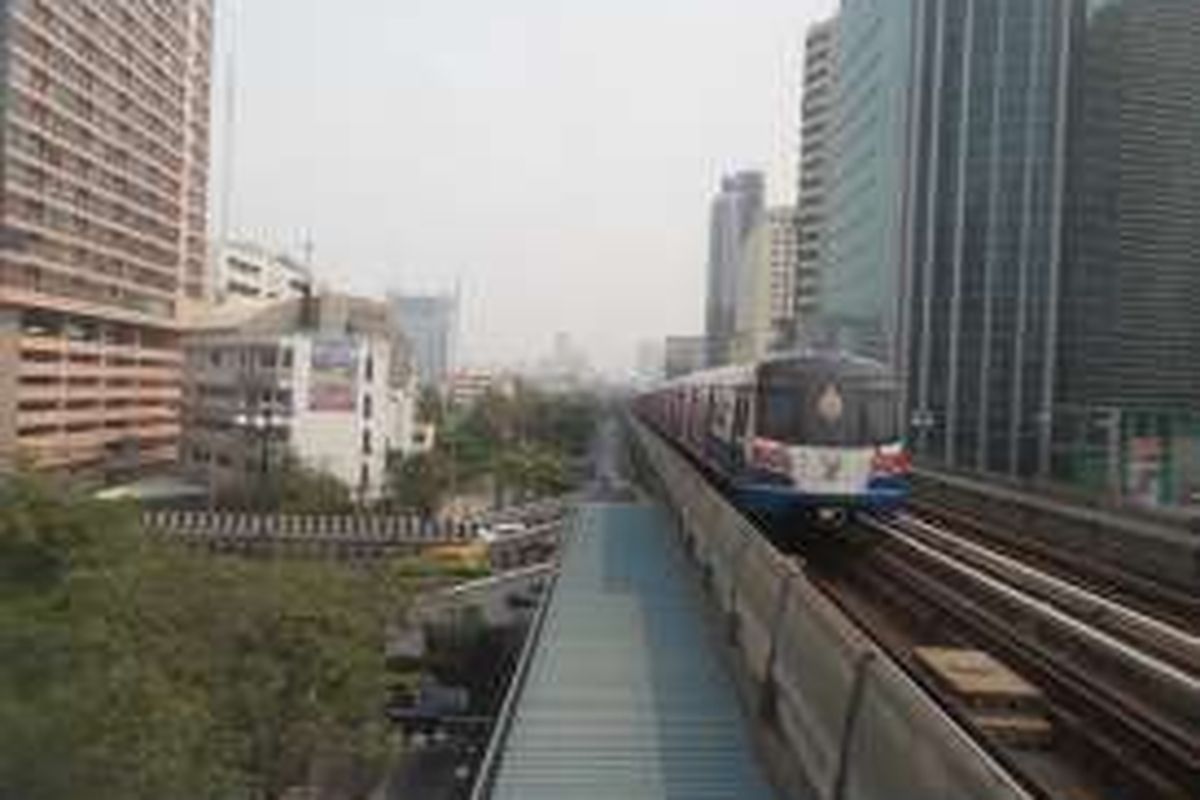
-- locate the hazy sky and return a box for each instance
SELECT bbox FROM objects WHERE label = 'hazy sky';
[214,0,837,374]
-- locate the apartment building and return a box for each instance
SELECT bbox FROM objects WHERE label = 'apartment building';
[216,239,313,304]
[795,17,837,343]
[0,0,214,473]
[182,293,420,502]
[732,206,798,363]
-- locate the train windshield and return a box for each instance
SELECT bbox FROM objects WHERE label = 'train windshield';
[757,367,900,447]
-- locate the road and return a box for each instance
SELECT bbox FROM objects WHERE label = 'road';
[386,741,476,800]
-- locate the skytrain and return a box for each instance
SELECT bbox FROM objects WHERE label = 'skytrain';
[635,352,910,527]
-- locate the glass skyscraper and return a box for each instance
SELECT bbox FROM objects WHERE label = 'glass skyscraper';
[1056,0,1200,501]
[822,0,1200,498]
[705,171,764,366]
[904,0,1073,476]
[820,0,919,366]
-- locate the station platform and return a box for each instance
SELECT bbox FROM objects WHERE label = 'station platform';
[487,501,776,799]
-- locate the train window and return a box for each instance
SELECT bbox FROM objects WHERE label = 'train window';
[758,377,899,446]
[733,391,750,439]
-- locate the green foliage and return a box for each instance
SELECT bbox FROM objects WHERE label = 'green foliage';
[272,455,355,514]
[494,444,573,501]
[399,384,598,505]
[415,385,444,427]
[216,452,354,514]
[387,451,453,519]
[0,470,412,800]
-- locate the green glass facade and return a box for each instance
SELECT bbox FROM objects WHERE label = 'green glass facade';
[819,0,1200,500]
[820,0,918,365]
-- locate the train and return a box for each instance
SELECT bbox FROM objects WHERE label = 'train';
[634,351,910,527]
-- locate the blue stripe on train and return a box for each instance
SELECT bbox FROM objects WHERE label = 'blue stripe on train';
[731,478,909,516]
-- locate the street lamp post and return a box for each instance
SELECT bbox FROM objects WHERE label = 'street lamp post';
[234,397,278,534]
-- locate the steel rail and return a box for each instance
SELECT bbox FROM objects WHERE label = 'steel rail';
[861,514,1200,791]
[895,511,1200,673]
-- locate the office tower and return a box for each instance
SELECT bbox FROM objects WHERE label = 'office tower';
[794,17,837,343]
[0,0,214,473]
[904,0,1073,476]
[822,0,1199,498]
[705,170,764,367]
[820,0,919,365]
[388,292,458,388]
[1055,0,1200,502]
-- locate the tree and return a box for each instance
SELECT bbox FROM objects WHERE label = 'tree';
[272,455,354,514]
[215,453,354,514]
[494,444,572,503]
[416,385,444,427]
[0,469,413,800]
[388,451,452,520]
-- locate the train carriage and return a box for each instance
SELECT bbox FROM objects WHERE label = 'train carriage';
[636,351,910,528]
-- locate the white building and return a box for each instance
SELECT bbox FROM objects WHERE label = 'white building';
[214,240,314,305]
[733,207,799,363]
[796,17,838,340]
[182,294,419,502]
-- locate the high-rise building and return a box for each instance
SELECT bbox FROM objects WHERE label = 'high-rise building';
[820,0,918,365]
[214,240,313,305]
[732,206,798,363]
[663,336,707,380]
[388,292,458,388]
[904,0,1073,477]
[767,206,799,348]
[0,0,214,473]
[794,17,838,344]
[1055,0,1200,503]
[826,0,1199,500]
[705,170,764,366]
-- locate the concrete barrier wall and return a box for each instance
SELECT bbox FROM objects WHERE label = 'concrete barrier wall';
[630,419,1032,800]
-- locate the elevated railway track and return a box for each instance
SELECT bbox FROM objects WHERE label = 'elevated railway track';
[813,512,1200,799]
[629,414,1199,799]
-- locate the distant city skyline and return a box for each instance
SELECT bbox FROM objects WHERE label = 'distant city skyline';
[212,0,838,375]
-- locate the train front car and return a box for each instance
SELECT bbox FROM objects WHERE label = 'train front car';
[737,354,910,528]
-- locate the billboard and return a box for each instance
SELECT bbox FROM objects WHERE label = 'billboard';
[308,338,358,412]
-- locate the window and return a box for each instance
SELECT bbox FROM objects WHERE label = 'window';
[757,365,900,446]
[362,430,372,455]
[365,352,374,381]
[363,394,372,419]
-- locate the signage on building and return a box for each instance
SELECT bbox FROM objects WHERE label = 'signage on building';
[1126,436,1164,506]
[309,338,358,412]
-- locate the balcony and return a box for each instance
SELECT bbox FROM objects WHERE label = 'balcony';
[19,360,66,379]
[20,335,67,355]
[17,382,66,402]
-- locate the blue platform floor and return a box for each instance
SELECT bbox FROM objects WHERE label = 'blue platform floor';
[490,501,776,799]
